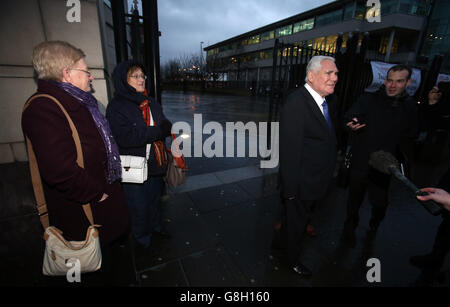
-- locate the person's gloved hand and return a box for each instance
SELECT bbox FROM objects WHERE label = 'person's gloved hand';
[158,120,172,138]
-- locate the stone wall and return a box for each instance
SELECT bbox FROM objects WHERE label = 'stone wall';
[0,0,111,163]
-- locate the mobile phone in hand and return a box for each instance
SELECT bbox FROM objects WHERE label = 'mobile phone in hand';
[351,114,366,125]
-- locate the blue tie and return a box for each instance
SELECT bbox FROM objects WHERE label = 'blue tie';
[322,100,333,132]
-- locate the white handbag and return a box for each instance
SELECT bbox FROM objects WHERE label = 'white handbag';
[42,226,102,276]
[120,109,155,183]
[24,94,102,277]
[120,144,150,183]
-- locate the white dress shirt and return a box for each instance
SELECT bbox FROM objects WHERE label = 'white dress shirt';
[304,83,326,116]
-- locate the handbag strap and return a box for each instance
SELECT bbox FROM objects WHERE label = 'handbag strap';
[169,133,187,170]
[23,94,95,229]
[143,104,155,161]
[145,143,151,161]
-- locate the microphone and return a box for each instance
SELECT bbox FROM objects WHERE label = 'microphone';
[369,151,443,216]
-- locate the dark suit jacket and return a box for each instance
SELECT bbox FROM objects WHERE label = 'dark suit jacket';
[279,85,338,201]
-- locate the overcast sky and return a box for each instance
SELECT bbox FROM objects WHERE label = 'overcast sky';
[156,0,334,64]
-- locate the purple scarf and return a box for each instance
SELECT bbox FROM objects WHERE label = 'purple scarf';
[51,81,122,184]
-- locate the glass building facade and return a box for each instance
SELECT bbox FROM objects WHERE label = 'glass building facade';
[421,0,450,71]
[205,0,445,73]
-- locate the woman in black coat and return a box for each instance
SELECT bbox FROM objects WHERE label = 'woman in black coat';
[22,41,131,285]
[106,61,172,251]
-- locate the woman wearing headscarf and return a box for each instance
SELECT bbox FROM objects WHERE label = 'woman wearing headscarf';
[22,41,131,284]
[106,61,172,252]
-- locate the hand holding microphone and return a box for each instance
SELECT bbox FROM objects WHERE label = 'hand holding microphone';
[417,188,450,212]
[369,151,444,216]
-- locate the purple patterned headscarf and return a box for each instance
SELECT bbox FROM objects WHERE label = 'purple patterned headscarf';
[51,81,122,184]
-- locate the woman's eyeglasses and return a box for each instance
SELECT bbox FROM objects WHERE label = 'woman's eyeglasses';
[130,74,147,80]
[69,68,92,77]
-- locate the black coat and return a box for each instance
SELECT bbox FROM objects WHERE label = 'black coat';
[22,80,129,245]
[344,87,418,172]
[106,61,170,176]
[279,86,338,201]
[419,95,450,132]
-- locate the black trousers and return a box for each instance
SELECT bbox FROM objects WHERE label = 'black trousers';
[279,198,316,267]
[345,168,391,229]
[432,212,450,262]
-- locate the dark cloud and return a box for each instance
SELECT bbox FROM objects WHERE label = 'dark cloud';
[157,0,333,64]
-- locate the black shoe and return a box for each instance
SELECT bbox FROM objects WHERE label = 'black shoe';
[409,254,443,270]
[292,263,312,278]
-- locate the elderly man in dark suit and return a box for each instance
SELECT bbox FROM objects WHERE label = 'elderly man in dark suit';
[278,55,339,277]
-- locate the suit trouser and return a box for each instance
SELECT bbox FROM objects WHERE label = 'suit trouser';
[280,198,315,266]
[345,168,391,229]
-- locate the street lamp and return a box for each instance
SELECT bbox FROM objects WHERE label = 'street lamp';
[200,41,204,74]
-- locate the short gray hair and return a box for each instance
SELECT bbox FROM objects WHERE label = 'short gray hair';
[305,56,335,82]
[32,41,85,81]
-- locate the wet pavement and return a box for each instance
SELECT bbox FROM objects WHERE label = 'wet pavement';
[1,90,449,287]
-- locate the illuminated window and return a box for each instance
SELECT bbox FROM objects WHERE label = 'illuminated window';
[293,18,314,33]
[378,34,399,54]
[259,50,273,60]
[277,47,291,57]
[325,35,338,53]
[341,33,349,49]
[247,35,260,45]
[261,31,275,42]
[313,37,326,51]
[276,25,292,38]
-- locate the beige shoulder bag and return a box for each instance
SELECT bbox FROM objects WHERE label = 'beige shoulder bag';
[24,94,102,276]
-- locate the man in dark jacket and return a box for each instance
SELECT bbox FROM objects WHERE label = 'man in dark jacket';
[278,56,339,277]
[342,64,418,247]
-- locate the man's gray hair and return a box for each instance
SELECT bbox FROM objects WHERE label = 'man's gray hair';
[305,56,336,82]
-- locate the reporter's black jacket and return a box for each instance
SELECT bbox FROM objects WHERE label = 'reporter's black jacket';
[344,86,418,172]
